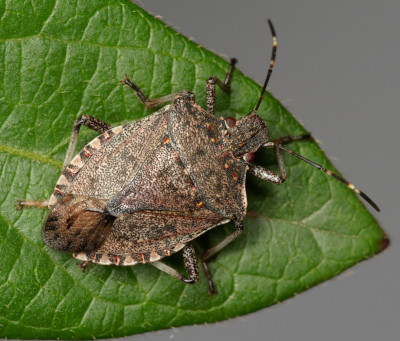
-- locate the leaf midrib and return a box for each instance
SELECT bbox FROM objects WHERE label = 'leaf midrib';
[0,143,62,168]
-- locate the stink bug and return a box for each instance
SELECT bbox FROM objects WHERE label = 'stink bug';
[17,20,379,295]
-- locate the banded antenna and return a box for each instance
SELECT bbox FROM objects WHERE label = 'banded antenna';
[252,19,277,114]
[270,142,380,211]
[253,20,380,212]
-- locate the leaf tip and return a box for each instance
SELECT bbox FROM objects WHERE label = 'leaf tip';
[379,233,390,253]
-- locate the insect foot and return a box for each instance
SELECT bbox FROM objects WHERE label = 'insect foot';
[77,261,93,272]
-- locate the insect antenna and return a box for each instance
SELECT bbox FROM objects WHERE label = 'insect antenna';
[266,142,380,212]
[251,19,277,115]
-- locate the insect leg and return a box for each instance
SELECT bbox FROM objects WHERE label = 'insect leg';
[201,220,243,295]
[151,242,199,284]
[18,116,112,210]
[76,260,92,272]
[274,133,312,145]
[206,58,237,114]
[248,165,285,184]
[63,115,112,169]
[122,75,187,109]
[16,199,49,209]
[251,133,313,183]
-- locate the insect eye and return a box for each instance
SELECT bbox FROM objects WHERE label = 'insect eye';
[244,152,255,163]
[225,117,236,128]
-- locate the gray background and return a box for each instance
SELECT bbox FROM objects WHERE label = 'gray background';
[130,1,399,340]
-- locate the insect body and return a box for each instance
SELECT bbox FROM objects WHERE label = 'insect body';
[17,21,379,294]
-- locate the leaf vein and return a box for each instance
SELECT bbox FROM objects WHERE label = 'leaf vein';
[0,144,62,169]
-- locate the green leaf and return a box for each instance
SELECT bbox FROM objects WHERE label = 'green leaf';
[0,0,386,339]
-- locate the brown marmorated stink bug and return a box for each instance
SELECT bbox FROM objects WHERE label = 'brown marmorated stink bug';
[17,20,379,295]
